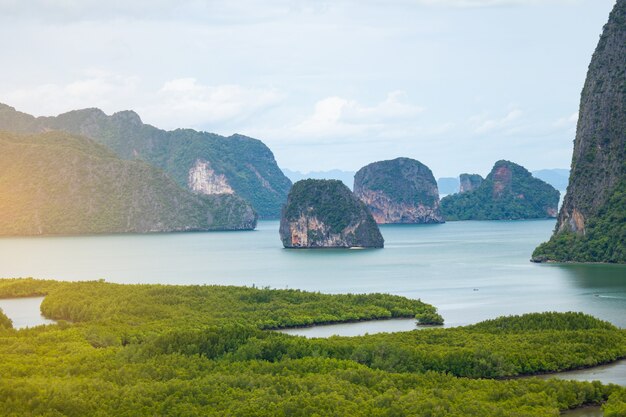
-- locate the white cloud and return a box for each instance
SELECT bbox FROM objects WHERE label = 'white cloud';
[291,91,424,139]
[0,0,578,23]
[0,72,139,116]
[471,108,523,134]
[408,0,575,7]
[145,78,284,130]
[553,111,578,128]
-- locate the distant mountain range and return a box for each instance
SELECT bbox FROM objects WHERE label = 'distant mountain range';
[531,169,570,191]
[0,103,292,219]
[282,169,356,190]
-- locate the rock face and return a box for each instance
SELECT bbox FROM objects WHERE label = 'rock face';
[0,104,291,218]
[533,1,626,263]
[459,174,483,193]
[279,180,384,248]
[188,160,235,195]
[353,158,444,224]
[441,160,560,221]
[0,131,257,235]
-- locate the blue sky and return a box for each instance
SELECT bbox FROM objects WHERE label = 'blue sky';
[0,0,616,177]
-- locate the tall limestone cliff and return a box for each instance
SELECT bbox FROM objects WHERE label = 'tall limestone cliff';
[0,104,291,218]
[533,1,626,263]
[441,160,560,221]
[0,131,257,235]
[459,174,483,194]
[279,180,384,248]
[353,158,444,224]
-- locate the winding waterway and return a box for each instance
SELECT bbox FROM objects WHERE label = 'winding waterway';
[1,220,624,328]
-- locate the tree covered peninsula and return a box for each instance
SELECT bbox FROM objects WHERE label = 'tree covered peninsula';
[0,278,625,416]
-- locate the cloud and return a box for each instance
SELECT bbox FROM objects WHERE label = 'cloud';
[143,78,285,130]
[0,0,576,24]
[471,108,523,134]
[0,71,139,116]
[400,0,576,7]
[0,1,314,23]
[291,91,425,139]
[553,111,578,128]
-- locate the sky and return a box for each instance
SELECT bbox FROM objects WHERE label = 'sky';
[0,0,617,178]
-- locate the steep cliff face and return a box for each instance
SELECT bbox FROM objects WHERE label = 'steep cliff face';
[556,1,626,235]
[441,160,560,221]
[459,174,483,194]
[279,180,384,248]
[0,104,291,218]
[188,159,235,195]
[0,131,257,235]
[353,158,443,224]
[533,1,626,263]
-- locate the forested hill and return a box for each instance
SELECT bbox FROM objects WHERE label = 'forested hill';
[0,131,257,235]
[441,160,559,221]
[0,103,292,218]
[533,0,626,263]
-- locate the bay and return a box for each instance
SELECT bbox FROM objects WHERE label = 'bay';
[0,220,624,329]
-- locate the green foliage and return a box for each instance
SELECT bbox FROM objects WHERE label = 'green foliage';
[533,179,626,263]
[281,179,383,247]
[415,310,444,325]
[0,308,12,330]
[0,278,624,415]
[442,160,560,221]
[0,131,256,235]
[604,389,626,416]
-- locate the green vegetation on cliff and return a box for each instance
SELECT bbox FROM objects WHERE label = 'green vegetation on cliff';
[280,179,384,248]
[0,104,292,218]
[0,278,624,416]
[533,178,626,262]
[533,1,626,263]
[441,160,559,221]
[0,131,257,234]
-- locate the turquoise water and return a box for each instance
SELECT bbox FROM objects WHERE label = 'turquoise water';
[0,297,54,329]
[561,407,602,417]
[0,220,624,328]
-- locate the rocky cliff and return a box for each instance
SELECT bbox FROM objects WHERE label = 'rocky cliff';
[279,179,384,248]
[459,174,483,193]
[441,160,560,221]
[0,131,257,235]
[0,104,291,218]
[353,158,444,224]
[533,1,626,263]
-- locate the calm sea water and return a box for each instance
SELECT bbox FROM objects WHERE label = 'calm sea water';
[0,220,624,329]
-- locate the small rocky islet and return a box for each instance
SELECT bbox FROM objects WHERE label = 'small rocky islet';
[279,179,384,248]
[353,157,444,224]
